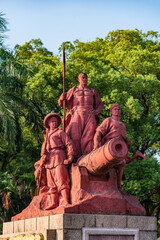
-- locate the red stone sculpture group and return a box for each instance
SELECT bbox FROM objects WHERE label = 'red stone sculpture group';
[12,73,147,221]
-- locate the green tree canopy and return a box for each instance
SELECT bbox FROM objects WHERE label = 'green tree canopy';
[60,30,160,156]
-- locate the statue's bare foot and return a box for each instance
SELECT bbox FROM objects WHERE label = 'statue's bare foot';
[135,151,147,160]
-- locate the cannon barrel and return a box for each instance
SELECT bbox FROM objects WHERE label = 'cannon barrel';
[78,138,128,176]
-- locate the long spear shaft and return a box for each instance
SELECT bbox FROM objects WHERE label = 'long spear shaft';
[63,46,66,131]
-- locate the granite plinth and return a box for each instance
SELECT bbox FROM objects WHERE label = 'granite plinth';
[2,214,157,240]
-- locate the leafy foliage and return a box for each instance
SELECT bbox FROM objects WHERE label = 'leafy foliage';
[0,12,8,46]
[122,157,160,216]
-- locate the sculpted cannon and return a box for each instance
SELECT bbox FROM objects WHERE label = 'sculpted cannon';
[78,137,128,176]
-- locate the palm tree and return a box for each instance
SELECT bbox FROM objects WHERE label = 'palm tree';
[0,12,8,46]
[0,13,21,155]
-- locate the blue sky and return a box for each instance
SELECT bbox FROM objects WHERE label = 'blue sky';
[1,0,160,55]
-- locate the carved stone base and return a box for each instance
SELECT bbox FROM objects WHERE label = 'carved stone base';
[12,165,146,221]
[2,214,157,240]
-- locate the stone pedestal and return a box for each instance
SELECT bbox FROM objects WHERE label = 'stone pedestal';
[1,214,157,240]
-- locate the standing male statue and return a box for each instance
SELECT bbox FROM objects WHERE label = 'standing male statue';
[94,104,147,189]
[34,113,74,210]
[58,73,104,157]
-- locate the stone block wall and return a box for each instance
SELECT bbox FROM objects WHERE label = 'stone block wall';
[1,214,157,240]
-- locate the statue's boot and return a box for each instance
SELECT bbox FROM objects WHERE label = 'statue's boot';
[40,192,59,210]
[59,189,70,206]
